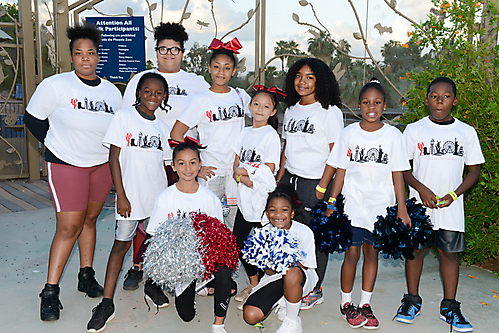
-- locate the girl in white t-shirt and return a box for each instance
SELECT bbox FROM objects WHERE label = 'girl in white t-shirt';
[171,38,251,229]
[276,57,344,308]
[232,85,284,307]
[324,79,411,329]
[86,73,171,333]
[243,185,318,333]
[146,142,233,333]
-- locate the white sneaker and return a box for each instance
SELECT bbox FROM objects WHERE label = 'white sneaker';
[275,317,302,333]
[235,284,253,302]
[212,324,227,333]
[273,297,287,321]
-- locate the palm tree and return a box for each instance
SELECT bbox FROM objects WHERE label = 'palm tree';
[274,40,303,72]
[307,31,335,65]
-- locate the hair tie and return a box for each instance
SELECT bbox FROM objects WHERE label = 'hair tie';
[252,85,287,98]
[168,136,205,149]
[370,79,381,84]
[208,37,242,54]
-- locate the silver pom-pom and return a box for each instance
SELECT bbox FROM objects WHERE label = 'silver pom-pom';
[143,216,204,290]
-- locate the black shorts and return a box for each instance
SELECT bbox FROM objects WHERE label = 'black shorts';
[420,229,466,253]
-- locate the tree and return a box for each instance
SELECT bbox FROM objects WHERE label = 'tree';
[182,42,210,75]
[274,40,304,72]
[307,30,335,65]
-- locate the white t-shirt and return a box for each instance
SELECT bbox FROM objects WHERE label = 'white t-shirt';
[282,102,344,179]
[177,88,251,174]
[122,69,209,136]
[403,117,485,232]
[103,107,172,220]
[146,183,224,234]
[327,123,410,232]
[26,71,122,167]
[233,125,281,221]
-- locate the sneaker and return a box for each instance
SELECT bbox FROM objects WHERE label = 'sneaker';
[395,294,422,324]
[272,297,287,321]
[440,299,473,332]
[301,287,324,310]
[359,304,379,329]
[123,266,143,291]
[87,302,115,332]
[144,279,169,308]
[78,267,104,298]
[340,302,367,328]
[39,284,63,321]
[234,284,253,302]
[276,317,302,333]
[212,324,227,333]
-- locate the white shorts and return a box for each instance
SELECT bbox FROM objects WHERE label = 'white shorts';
[115,218,149,241]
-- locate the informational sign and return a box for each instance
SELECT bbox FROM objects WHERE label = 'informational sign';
[86,17,145,82]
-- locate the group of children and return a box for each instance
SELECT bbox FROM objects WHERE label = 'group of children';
[30,22,484,333]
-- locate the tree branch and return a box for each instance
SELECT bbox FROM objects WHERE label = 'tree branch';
[220,3,259,41]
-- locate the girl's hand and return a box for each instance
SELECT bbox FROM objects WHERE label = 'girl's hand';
[325,207,336,217]
[316,189,325,200]
[264,268,276,276]
[418,186,438,209]
[397,210,411,228]
[117,195,131,218]
[198,166,217,180]
[436,193,454,208]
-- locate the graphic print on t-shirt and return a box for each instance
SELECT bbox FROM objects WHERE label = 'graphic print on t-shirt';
[283,117,315,134]
[70,97,115,114]
[125,132,164,151]
[416,138,464,157]
[205,104,245,122]
[239,147,262,163]
[169,85,188,96]
[166,209,202,220]
[347,145,389,164]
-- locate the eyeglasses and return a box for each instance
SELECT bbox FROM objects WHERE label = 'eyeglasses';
[155,46,184,55]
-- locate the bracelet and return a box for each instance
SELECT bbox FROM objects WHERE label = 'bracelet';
[448,191,458,201]
[328,197,337,204]
[316,184,327,194]
[236,175,242,183]
[327,204,337,211]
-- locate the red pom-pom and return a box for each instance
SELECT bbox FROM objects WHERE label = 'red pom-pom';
[191,213,239,280]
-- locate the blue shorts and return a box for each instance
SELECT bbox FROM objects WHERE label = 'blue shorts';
[351,226,375,246]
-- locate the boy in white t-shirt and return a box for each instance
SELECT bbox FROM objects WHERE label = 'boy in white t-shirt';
[395,77,484,333]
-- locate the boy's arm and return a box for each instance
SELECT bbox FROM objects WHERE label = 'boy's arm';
[403,161,438,209]
[393,171,411,226]
[437,164,481,208]
[109,145,131,218]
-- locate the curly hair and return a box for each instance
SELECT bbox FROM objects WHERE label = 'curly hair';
[284,58,341,110]
[358,77,386,103]
[133,72,170,112]
[154,22,189,49]
[67,23,101,53]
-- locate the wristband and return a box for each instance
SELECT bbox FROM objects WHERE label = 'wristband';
[316,184,327,194]
[236,175,242,183]
[448,191,458,201]
[327,204,337,211]
[328,197,337,204]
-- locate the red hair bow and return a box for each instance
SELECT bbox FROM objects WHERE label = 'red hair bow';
[208,37,242,54]
[253,85,287,98]
[168,136,204,149]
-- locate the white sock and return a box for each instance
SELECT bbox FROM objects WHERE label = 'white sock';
[285,299,301,322]
[359,290,373,307]
[341,290,353,307]
[212,324,224,331]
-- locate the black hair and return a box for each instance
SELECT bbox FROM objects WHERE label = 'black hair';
[265,183,300,215]
[251,90,280,131]
[209,48,237,68]
[134,73,170,112]
[358,77,386,103]
[172,142,202,162]
[285,58,341,109]
[154,22,189,49]
[427,77,457,97]
[67,23,102,53]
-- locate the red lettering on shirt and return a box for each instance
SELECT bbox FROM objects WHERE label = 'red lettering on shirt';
[247,162,261,168]
[167,212,173,219]
[70,98,78,109]
[417,142,424,156]
[206,110,213,122]
[347,148,352,157]
[125,133,132,146]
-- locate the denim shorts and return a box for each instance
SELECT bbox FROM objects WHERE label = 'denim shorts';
[351,226,375,246]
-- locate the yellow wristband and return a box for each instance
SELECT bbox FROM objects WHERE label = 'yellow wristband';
[316,185,327,194]
[448,191,458,201]
[328,197,337,204]
[236,175,242,183]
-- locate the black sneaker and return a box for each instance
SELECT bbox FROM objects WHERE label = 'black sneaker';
[440,299,473,332]
[87,302,115,332]
[395,294,422,324]
[123,266,143,291]
[144,279,169,308]
[39,284,63,321]
[78,267,104,298]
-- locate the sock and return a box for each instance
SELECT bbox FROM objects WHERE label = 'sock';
[285,299,301,322]
[212,324,224,330]
[359,290,373,307]
[101,298,114,308]
[341,290,353,307]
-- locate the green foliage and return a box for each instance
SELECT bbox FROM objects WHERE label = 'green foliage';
[401,0,499,265]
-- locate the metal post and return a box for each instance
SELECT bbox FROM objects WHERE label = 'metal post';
[260,0,266,86]
[254,0,260,85]
[54,0,71,73]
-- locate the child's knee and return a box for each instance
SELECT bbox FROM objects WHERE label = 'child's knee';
[284,267,303,286]
[111,240,131,255]
[177,308,196,322]
[243,306,263,325]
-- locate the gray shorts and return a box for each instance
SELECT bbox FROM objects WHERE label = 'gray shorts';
[115,218,149,241]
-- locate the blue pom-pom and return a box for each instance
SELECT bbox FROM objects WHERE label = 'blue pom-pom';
[373,197,433,260]
[310,195,352,254]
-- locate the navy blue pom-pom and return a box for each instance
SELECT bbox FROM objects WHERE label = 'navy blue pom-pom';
[373,197,433,260]
[310,195,352,254]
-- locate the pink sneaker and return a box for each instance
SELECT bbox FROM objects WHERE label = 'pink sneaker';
[359,304,379,329]
[340,302,368,328]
